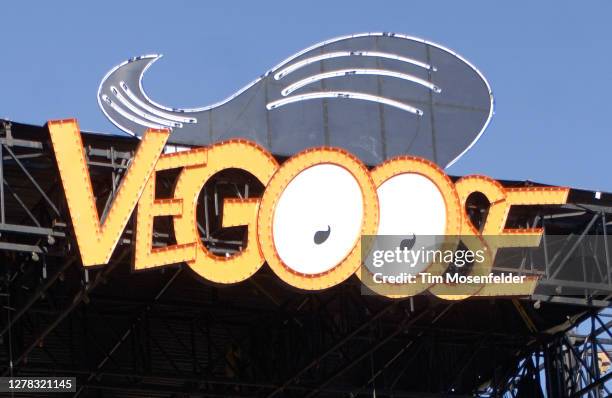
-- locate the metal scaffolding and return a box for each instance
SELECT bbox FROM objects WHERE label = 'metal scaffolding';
[0,120,610,397]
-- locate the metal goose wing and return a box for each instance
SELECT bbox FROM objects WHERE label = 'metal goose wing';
[98,33,493,168]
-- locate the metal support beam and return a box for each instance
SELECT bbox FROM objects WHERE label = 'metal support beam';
[74,266,184,397]
[304,305,437,398]
[0,256,76,339]
[2,250,127,375]
[266,302,398,398]
[3,144,60,217]
[570,369,612,397]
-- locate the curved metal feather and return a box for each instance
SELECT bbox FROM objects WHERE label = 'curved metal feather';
[97,33,494,168]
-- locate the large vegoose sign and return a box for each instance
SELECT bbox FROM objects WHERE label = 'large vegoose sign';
[48,33,568,298]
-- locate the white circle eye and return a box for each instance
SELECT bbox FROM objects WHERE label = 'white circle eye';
[272,164,363,275]
[375,173,447,273]
[377,173,446,235]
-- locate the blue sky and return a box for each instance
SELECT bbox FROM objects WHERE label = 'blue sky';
[1,1,610,191]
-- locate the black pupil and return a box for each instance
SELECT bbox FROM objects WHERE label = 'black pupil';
[314,226,331,245]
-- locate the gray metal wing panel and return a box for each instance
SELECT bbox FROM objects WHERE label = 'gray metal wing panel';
[97,33,493,167]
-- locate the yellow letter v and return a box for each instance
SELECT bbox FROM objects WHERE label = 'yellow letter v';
[48,119,168,266]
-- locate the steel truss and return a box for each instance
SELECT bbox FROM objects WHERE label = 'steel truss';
[485,311,612,398]
[0,120,610,397]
